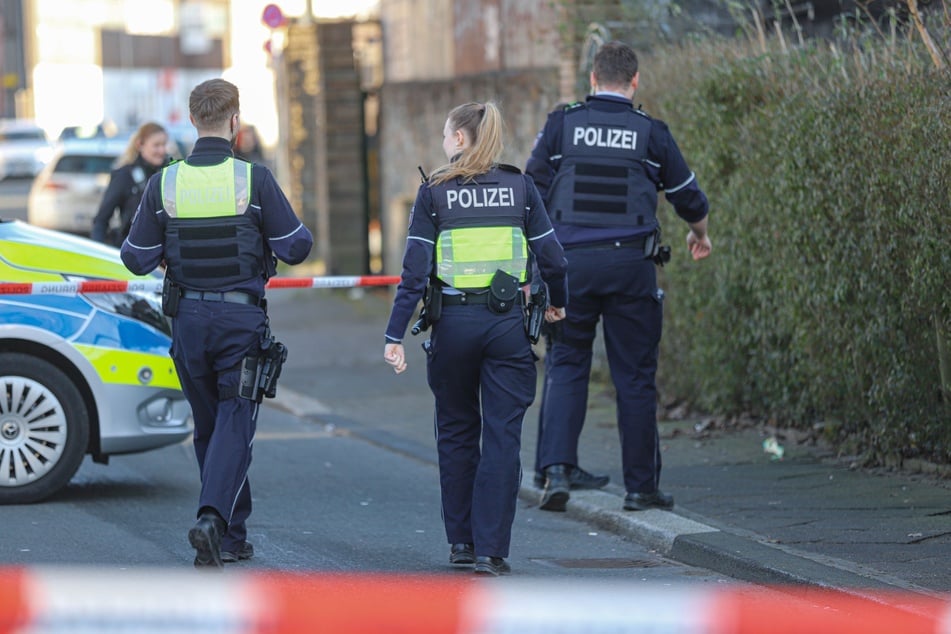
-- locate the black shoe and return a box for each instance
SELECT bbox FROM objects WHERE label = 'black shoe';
[623,490,675,511]
[568,466,610,490]
[449,543,475,565]
[189,512,226,569]
[221,541,254,563]
[534,466,609,489]
[539,464,570,512]
[473,556,511,576]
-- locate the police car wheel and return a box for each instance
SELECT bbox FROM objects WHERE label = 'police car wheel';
[0,353,90,504]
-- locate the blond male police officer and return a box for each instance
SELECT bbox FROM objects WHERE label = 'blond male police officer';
[121,79,313,568]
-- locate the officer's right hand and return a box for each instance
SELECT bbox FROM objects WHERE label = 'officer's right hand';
[384,343,407,374]
[545,306,566,323]
[687,230,712,261]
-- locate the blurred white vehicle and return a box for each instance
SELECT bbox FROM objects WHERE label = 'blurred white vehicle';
[0,119,55,180]
[26,137,127,236]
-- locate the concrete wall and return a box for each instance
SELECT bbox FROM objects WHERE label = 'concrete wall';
[377,0,565,276]
[378,69,561,277]
[380,0,559,81]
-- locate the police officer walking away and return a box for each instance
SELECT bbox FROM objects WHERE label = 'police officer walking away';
[120,79,313,568]
[527,42,711,513]
[384,102,568,576]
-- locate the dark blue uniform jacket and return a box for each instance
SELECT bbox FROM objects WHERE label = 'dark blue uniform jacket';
[526,93,709,247]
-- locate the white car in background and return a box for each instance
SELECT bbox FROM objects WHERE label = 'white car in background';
[0,119,55,180]
[26,137,127,236]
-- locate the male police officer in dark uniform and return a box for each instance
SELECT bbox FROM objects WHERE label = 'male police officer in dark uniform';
[121,78,313,567]
[527,42,711,513]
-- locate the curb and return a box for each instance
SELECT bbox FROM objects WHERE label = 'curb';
[519,485,943,607]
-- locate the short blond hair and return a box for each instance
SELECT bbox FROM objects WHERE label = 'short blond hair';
[189,78,239,130]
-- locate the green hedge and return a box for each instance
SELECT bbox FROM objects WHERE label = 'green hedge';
[639,33,951,464]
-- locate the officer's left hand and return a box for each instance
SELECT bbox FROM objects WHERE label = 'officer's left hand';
[545,306,566,323]
[384,343,407,374]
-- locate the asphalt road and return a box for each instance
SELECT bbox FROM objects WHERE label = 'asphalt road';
[4,400,726,583]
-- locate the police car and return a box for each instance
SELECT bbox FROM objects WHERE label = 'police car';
[0,219,191,504]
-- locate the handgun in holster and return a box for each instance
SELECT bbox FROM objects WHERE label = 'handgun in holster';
[257,337,288,400]
[645,229,672,267]
[239,329,288,402]
[411,284,442,335]
[524,282,549,344]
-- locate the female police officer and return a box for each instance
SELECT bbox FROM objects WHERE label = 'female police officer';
[384,102,568,576]
[91,122,169,246]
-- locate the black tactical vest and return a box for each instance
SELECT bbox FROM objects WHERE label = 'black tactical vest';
[547,103,658,229]
[161,159,266,290]
[430,165,529,288]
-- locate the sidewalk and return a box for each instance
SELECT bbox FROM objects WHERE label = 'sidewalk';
[267,287,951,598]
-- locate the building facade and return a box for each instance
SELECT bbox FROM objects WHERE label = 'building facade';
[9,0,228,137]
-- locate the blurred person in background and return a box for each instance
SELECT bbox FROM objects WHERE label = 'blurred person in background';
[91,122,169,246]
[234,124,266,167]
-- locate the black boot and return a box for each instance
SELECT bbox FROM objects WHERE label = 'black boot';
[539,464,570,512]
[568,465,610,490]
[189,508,226,569]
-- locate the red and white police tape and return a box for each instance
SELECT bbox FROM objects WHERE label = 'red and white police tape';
[0,275,401,296]
[1,568,950,634]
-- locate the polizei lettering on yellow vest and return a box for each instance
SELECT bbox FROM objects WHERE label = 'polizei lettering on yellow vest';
[446,187,515,210]
[179,186,233,205]
[572,126,638,151]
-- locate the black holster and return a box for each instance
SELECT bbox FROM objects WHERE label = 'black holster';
[162,276,181,317]
[524,282,549,344]
[412,284,442,335]
[645,229,671,267]
[238,331,288,402]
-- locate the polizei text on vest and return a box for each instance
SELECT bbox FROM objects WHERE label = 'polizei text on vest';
[446,187,515,210]
[572,126,638,151]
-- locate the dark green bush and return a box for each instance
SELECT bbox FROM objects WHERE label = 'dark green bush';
[640,28,951,464]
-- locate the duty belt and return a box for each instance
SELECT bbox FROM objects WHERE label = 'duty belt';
[441,292,525,307]
[564,236,648,251]
[180,289,261,306]
[441,292,491,306]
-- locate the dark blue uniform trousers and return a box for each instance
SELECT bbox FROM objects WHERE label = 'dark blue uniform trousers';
[537,246,664,494]
[171,298,267,553]
[426,303,535,558]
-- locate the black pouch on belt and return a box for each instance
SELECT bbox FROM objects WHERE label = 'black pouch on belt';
[488,269,520,314]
